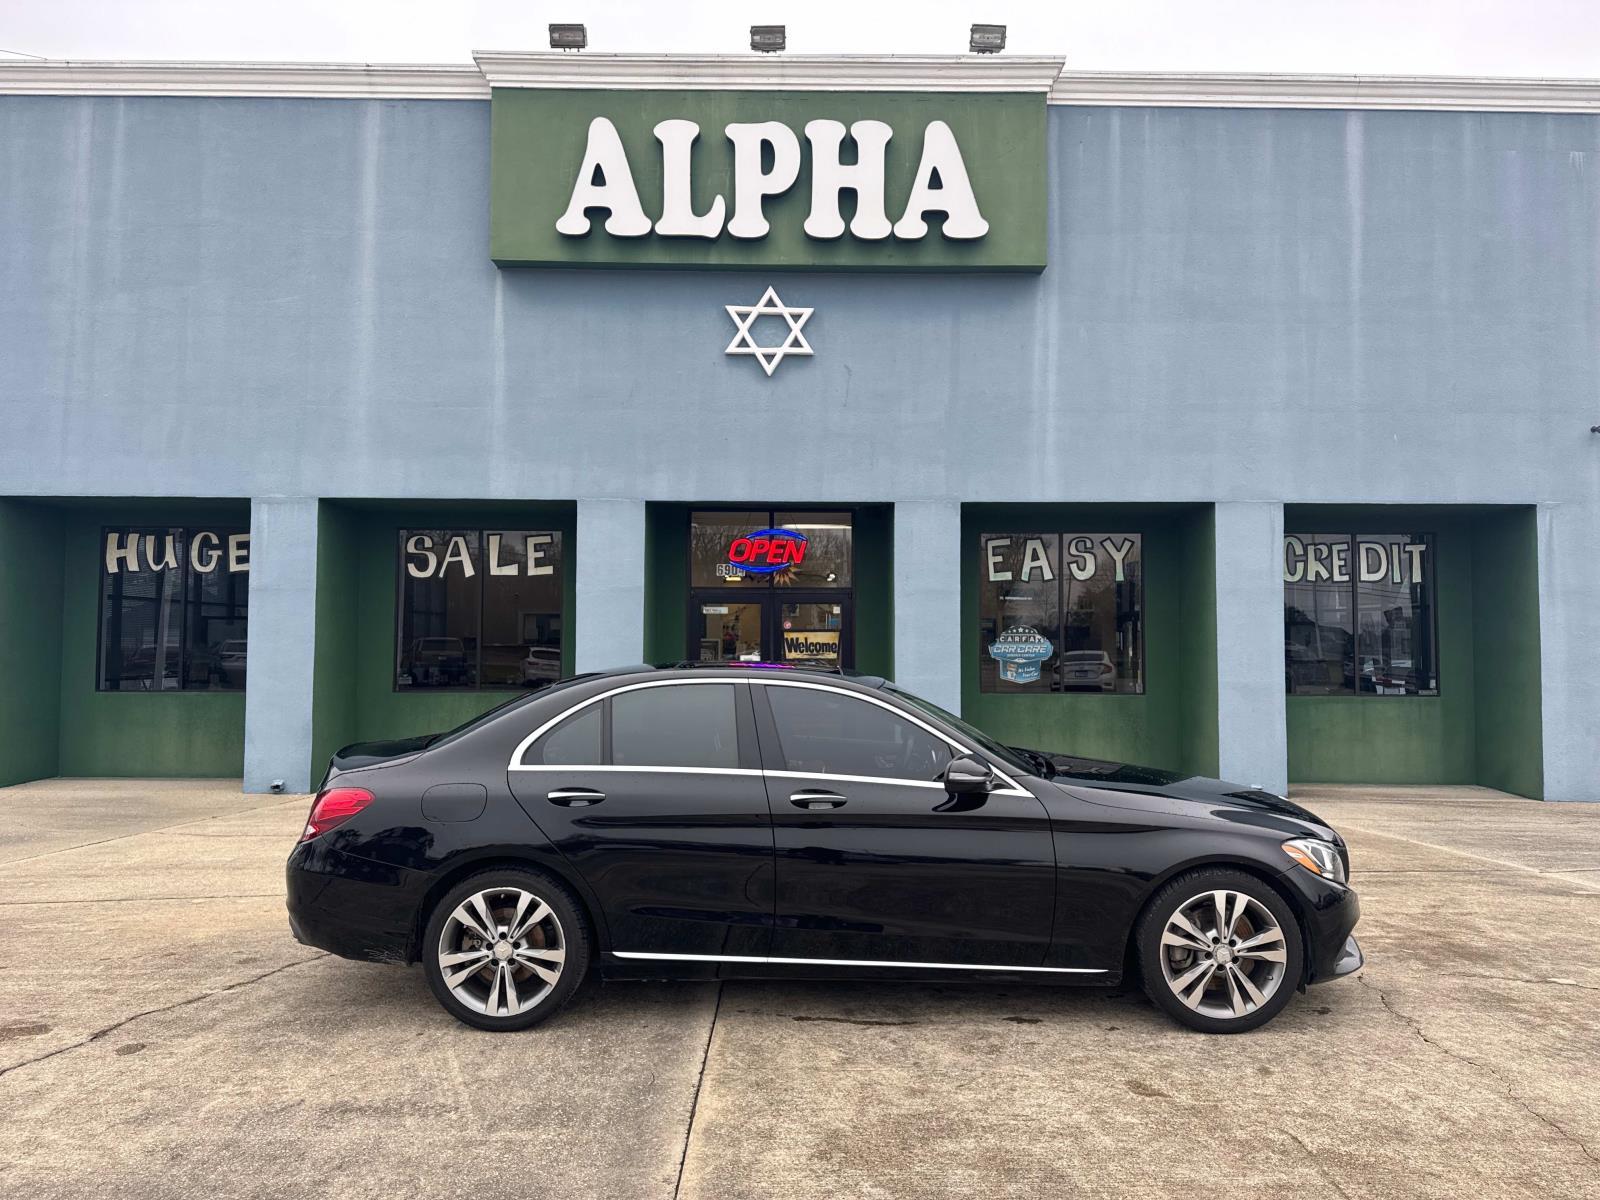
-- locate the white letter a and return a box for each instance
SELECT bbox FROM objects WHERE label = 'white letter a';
[556,117,652,237]
[893,120,989,240]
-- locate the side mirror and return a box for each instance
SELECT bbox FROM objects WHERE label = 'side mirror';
[943,755,995,794]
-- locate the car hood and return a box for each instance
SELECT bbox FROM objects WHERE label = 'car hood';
[1022,749,1338,841]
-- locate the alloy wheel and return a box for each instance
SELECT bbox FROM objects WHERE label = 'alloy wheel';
[436,886,567,1018]
[1158,889,1288,1020]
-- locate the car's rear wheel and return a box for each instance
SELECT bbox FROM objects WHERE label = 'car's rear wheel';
[422,869,590,1031]
[1136,868,1303,1034]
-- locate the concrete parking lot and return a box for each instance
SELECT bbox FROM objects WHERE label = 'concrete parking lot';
[0,779,1595,1199]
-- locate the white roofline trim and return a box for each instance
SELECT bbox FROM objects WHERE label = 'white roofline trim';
[0,57,1596,113]
[472,52,1066,93]
[1049,70,1600,113]
[0,60,489,99]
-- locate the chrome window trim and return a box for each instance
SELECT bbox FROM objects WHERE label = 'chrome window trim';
[609,950,1104,974]
[763,769,947,790]
[510,764,764,777]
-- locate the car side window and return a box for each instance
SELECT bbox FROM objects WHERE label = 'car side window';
[527,703,602,767]
[764,686,953,782]
[611,684,740,770]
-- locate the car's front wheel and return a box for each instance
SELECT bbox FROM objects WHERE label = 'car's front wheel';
[421,869,590,1031]
[1136,868,1303,1034]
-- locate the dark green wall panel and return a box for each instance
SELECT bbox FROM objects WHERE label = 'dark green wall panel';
[0,501,64,786]
[962,504,1217,775]
[852,505,894,678]
[643,503,689,664]
[55,502,249,778]
[1471,508,1543,798]
[1176,506,1220,779]
[1282,506,1541,791]
[310,502,578,761]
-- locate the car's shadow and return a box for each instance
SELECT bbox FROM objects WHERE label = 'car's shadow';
[308,958,1184,1033]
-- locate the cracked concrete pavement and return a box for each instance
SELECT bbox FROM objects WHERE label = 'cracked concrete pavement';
[0,778,1595,1198]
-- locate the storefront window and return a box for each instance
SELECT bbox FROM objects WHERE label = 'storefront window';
[978,533,1143,695]
[397,529,562,690]
[1284,534,1437,696]
[98,528,249,692]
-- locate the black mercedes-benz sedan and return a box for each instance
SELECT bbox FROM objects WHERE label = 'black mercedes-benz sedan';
[287,664,1362,1034]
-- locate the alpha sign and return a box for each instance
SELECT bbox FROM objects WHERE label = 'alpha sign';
[490,90,1046,270]
[556,116,989,243]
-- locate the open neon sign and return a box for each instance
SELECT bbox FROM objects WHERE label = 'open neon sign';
[726,528,808,574]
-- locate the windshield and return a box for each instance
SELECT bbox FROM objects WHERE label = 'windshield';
[885,686,1037,777]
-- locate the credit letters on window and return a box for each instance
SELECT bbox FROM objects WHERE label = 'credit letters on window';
[978,534,1144,695]
[98,528,250,692]
[397,530,564,691]
[1283,534,1438,696]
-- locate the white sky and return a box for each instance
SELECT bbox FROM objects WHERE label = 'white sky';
[2,0,1598,77]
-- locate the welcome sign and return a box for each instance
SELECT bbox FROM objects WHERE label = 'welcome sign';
[489,89,1047,270]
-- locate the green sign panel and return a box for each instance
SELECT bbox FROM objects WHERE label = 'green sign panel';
[489,89,1047,271]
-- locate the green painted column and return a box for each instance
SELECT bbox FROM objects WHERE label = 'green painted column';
[0,501,63,787]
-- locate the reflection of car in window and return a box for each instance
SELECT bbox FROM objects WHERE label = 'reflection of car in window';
[407,637,469,687]
[520,646,561,686]
[1059,649,1115,691]
[1343,656,1415,695]
[212,639,248,688]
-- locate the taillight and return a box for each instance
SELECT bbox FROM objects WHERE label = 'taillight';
[300,787,374,842]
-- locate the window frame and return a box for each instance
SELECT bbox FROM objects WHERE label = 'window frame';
[508,677,1029,795]
[513,680,759,772]
[756,680,1030,794]
[392,526,565,694]
[976,531,1146,697]
[95,524,250,694]
[1283,531,1440,699]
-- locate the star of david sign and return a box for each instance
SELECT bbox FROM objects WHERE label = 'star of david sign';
[724,286,814,377]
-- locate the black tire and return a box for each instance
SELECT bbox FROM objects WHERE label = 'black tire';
[422,868,591,1032]
[1136,867,1304,1034]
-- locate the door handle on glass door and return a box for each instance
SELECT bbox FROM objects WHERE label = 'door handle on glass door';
[789,790,846,810]
[547,788,606,807]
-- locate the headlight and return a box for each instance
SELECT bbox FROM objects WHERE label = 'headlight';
[1282,837,1347,885]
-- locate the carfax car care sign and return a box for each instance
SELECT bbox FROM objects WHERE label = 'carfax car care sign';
[490,90,1047,270]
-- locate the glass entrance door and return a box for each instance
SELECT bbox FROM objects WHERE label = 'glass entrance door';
[691,593,853,667]
[688,509,856,669]
[776,598,847,668]
[695,599,765,663]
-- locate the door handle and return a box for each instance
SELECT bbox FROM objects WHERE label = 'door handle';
[547,788,606,807]
[789,790,846,810]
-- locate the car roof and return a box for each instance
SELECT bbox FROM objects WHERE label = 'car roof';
[582,662,890,690]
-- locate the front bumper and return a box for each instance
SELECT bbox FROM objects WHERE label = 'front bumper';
[286,839,422,964]
[1276,866,1362,985]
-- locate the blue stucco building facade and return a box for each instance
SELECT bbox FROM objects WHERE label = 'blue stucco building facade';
[1,55,1595,799]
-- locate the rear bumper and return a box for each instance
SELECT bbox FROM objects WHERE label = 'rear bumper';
[1276,866,1362,985]
[286,839,422,964]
